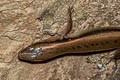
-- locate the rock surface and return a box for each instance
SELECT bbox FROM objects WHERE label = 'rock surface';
[0,0,120,80]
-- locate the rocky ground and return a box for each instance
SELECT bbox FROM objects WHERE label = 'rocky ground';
[0,0,120,80]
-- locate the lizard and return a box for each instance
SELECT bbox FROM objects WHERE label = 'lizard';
[18,6,120,62]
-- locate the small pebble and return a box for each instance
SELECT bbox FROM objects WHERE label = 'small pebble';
[97,64,103,69]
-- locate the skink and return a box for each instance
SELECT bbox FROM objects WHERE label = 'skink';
[18,7,120,62]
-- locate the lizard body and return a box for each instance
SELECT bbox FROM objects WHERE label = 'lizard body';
[19,28,120,61]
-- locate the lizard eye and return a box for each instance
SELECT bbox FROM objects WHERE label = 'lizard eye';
[29,47,41,54]
[30,47,44,58]
[30,48,40,58]
[34,48,40,54]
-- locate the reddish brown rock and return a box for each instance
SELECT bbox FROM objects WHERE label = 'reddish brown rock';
[0,0,120,80]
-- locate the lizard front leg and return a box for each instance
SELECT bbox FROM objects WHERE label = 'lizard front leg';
[64,18,96,39]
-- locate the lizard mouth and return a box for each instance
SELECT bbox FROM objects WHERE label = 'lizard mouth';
[18,52,37,61]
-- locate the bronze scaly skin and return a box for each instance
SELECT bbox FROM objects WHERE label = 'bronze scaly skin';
[18,7,120,62]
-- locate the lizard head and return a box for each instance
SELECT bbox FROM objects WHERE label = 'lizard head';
[18,46,43,62]
[18,43,57,62]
